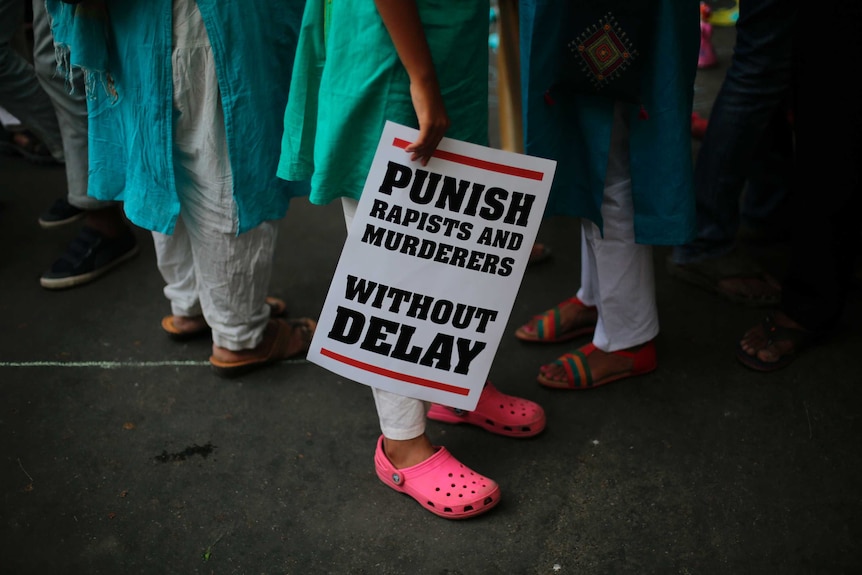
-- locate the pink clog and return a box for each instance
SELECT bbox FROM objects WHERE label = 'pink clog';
[374,436,501,519]
[427,381,546,437]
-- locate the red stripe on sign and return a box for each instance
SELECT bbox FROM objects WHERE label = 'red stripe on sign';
[392,137,544,181]
[320,348,470,396]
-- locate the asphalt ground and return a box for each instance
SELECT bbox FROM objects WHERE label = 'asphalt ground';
[2,19,861,575]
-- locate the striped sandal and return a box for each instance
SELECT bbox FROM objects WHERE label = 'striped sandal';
[514,296,597,343]
[537,341,657,390]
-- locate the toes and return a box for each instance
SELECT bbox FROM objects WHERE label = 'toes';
[757,347,780,363]
[539,363,565,380]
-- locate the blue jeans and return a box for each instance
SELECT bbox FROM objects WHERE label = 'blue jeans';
[672,0,796,264]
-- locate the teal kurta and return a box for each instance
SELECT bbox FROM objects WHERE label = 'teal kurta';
[47,0,308,235]
[277,0,489,204]
[520,0,699,245]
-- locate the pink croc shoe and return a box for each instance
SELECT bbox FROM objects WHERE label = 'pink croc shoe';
[426,381,546,438]
[374,436,501,519]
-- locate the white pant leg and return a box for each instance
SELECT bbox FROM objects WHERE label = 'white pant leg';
[184,215,276,350]
[152,217,201,318]
[576,226,597,307]
[579,103,659,352]
[342,198,428,440]
[169,0,272,350]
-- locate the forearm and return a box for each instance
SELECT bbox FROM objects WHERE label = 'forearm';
[374,0,438,86]
[375,0,449,164]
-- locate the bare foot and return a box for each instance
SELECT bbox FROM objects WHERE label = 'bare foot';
[383,434,436,469]
[738,311,807,365]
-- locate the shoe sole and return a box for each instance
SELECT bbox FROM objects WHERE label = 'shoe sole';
[40,244,140,290]
[426,405,546,437]
[38,212,86,229]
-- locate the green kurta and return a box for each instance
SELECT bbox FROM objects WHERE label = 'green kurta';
[277,0,489,204]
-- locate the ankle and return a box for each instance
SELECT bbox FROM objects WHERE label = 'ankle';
[383,434,435,469]
[172,314,206,332]
[772,311,805,331]
[84,207,128,238]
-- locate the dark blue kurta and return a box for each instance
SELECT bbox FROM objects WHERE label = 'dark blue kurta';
[520,0,699,245]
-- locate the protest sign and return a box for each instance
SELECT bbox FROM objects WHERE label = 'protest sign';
[307,121,556,411]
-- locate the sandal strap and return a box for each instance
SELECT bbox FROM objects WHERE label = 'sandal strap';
[762,314,812,349]
[535,297,593,341]
[554,344,595,389]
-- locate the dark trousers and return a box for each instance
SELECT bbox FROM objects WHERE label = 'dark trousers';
[782,0,862,332]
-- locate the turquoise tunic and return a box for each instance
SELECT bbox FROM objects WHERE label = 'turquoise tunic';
[47,0,308,235]
[278,0,489,204]
[520,0,699,245]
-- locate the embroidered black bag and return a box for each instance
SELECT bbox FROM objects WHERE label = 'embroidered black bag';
[551,0,659,105]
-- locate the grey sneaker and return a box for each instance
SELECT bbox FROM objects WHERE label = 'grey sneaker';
[40,227,139,290]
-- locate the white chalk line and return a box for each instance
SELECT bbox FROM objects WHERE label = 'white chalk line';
[0,359,308,369]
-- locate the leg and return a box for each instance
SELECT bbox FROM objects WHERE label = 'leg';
[737,0,862,370]
[33,0,125,223]
[0,0,63,160]
[675,0,796,262]
[167,0,310,375]
[539,103,658,389]
[668,0,794,307]
[513,228,598,344]
[372,389,500,519]
[340,198,500,519]
[194,218,276,352]
[152,218,208,335]
[738,106,794,238]
[31,0,91,208]
[585,185,658,352]
[343,196,431,461]
[33,0,138,289]
[372,388,433,468]
[778,1,861,334]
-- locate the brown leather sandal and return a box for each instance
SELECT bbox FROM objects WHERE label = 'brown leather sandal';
[209,317,316,378]
[161,296,288,341]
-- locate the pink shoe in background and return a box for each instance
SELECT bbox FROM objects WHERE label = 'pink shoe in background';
[691,112,709,140]
[427,380,546,437]
[698,3,718,69]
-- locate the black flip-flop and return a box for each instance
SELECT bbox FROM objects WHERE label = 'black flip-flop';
[735,314,813,372]
[666,252,781,308]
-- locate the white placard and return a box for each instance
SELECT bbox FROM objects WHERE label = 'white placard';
[308,121,556,410]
